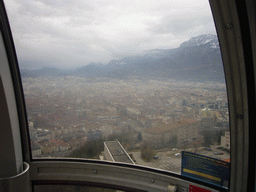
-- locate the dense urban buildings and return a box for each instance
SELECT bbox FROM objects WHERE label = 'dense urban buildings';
[24,76,229,167]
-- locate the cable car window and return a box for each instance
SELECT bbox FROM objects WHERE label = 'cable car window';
[4,0,230,189]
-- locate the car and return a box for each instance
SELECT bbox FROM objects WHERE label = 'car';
[154,155,158,159]
[175,153,181,156]
[172,148,178,151]
[205,148,212,151]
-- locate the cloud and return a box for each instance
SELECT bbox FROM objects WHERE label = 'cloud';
[147,0,216,38]
[4,0,217,69]
[149,15,214,35]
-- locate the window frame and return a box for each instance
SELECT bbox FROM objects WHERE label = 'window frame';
[1,0,255,191]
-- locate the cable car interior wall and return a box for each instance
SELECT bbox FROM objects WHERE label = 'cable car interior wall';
[0,0,256,191]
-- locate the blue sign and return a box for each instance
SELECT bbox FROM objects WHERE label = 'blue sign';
[181,151,229,188]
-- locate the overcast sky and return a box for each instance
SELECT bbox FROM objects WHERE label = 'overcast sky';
[4,0,216,69]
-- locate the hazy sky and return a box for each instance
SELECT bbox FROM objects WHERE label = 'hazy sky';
[4,0,216,69]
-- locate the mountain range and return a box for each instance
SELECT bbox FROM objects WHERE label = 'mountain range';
[20,34,225,82]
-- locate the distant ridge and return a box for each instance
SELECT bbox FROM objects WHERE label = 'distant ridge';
[20,67,71,78]
[20,34,224,82]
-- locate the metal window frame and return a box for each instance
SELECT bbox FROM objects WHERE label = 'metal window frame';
[1,0,256,191]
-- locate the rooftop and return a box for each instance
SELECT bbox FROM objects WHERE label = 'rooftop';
[104,141,134,164]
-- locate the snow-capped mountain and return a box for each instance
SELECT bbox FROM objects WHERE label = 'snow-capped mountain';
[21,34,225,82]
[180,34,219,48]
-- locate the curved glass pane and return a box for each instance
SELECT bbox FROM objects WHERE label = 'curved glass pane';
[4,0,230,188]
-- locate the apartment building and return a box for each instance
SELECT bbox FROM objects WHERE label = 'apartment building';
[142,118,199,149]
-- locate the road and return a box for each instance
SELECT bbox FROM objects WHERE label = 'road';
[132,150,182,174]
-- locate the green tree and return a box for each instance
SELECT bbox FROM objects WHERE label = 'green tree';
[68,139,104,159]
[137,132,143,141]
[203,132,213,147]
[141,143,156,161]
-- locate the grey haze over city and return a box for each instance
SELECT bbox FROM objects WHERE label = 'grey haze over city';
[4,0,217,69]
[6,0,230,172]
